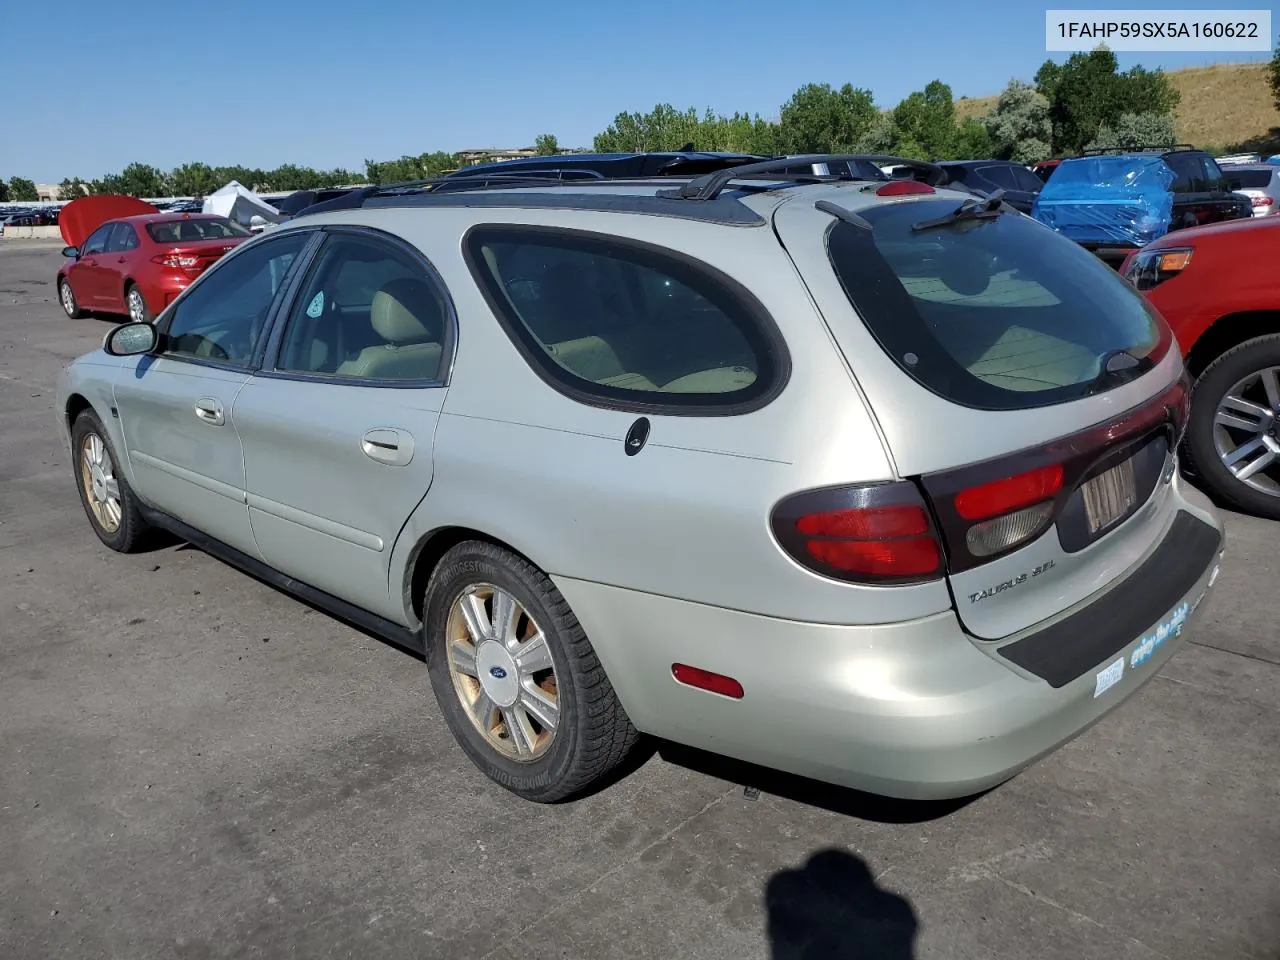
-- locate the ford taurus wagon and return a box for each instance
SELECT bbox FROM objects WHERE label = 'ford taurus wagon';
[55,155,1226,803]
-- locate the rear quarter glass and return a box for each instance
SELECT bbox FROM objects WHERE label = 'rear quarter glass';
[825,200,1171,411]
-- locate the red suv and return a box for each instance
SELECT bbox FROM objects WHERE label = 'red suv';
[1121,216,1280,518]
[57,212,251,323]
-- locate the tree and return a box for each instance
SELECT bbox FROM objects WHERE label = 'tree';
[1035,48,1180,155]
[1085,111,1177,152]
[593,104,703,153]
[1270,37,1280,112]
[169,162,219,196]
[954,117,994,160]
[57,177,89,200]
[0,179,8,203]
[534,133,560,156]
[891,81,963,159]
[364,151,459,184]
[8,177,38,202]
[853,113,900,153]
[985,79,1054,164]
[777,83,877,153]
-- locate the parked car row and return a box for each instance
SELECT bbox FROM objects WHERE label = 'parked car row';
[54,153,1227,807]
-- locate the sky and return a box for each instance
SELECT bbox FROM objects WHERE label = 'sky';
[1,0,1275,182]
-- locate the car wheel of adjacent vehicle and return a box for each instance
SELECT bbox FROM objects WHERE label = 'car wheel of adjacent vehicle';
[59,279,85,319]
[1185,334,1280,520]
[71,409,151,552]
[125,284,151,323]
[422,541,640,802]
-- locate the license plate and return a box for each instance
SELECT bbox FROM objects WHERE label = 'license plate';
[1082,456,1137,534]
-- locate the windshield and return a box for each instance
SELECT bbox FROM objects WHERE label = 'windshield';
[825,198,1168,411]
[1229,169,1275,188]
[146,218,250,243]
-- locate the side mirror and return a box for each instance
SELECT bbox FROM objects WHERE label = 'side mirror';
[103,322,158,357]
[61,245,79,258]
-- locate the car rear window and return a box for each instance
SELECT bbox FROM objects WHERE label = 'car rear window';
[1230,168,1275,188]
[465,226,787,413]
[825,198,1168,411]
[146,218,251,243]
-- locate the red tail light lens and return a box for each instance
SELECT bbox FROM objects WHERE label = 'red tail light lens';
[876,180,935,196]
[1251,196,1273,209]
[771,482,944,585]
[954,464,1064,521]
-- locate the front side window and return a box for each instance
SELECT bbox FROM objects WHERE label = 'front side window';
[825,199,1168,411]
[1167,154,1206,193]
[81,224,112,255]
[1200,157,1229,192]
[163,231,309,366]
[275,233,449,382]
[466,227,785,411]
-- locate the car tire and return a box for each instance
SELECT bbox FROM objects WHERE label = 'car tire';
[71,409,152,552]
[125,283,152,323]
[1184,334,1280,520]
[59,279,85,319]
[422,541,641,802]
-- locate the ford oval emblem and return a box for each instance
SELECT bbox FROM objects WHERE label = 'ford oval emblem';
[489,666,508,680]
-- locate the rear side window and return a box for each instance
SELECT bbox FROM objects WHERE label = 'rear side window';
[1230,168,1275,188]
[825,199,1168,411]
[465,226,787,413]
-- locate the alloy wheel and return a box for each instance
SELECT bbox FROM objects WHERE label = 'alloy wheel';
[444,583,560,761]
[127,288,146,323]
[1212,365,1280,497]
[80,432,123,532]
[60,282,76,317]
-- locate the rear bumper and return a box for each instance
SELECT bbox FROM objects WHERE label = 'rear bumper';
[556,474,1223,800]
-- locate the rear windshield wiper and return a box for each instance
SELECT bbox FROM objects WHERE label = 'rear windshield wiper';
[911,190,1007,232]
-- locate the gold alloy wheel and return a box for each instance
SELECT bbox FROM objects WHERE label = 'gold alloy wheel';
[80,431,123,533]
[445,583,560,761]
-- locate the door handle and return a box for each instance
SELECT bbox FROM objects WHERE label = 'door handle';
[194,398,225,426]
[361,428,414,466]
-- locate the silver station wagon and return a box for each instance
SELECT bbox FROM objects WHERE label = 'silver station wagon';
[56,155,1226,803]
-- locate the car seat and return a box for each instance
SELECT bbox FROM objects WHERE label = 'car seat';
[335,278,444,380]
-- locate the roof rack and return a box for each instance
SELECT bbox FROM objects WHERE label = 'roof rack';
[1079,144,1199,156]
[293,172,609,215]
[658,154,948,201]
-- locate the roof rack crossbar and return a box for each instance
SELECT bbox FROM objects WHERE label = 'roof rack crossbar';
[665,154,948,201]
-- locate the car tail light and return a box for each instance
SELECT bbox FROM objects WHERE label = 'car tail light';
[671,664,744,699]
[152,253,199,269]
[954,464,1063,521]
[877,180,935,197]
[770,481,944,584]
[1252,196,1274,209]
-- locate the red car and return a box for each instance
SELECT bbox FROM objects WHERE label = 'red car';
[57,210,251,323]
[1120,216,1280,518]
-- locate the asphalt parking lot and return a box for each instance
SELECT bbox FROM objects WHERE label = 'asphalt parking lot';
[1,237,1277,960]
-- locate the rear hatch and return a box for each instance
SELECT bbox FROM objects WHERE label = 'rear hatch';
[773,187,1188,640]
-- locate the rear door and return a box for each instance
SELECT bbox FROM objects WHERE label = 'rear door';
[773,190,1188,639]
[233,227,450,620]
[102,222,141,312]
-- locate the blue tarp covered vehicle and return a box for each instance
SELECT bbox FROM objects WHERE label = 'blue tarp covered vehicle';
[1031,154,1175,248]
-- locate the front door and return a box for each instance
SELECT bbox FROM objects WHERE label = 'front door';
[234,228,450,619]
[112,229,314,557]
[72,223,116,306]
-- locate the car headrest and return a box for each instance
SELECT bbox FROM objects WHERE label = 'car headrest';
[371,277,442,344]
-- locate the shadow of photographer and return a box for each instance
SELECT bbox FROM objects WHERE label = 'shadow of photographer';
[765,848,918,959]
